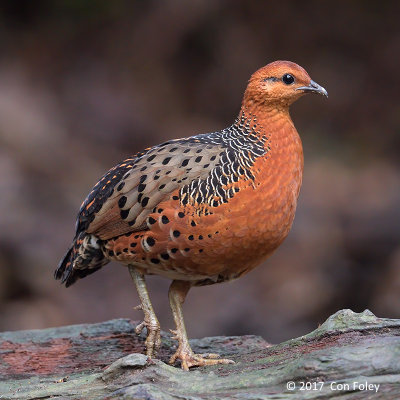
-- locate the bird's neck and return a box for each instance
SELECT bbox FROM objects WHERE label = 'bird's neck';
[239,104,298,143]
[239,103,304,199]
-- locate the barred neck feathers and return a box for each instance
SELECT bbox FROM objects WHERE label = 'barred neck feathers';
[241,84,296,146]
[178,114,269,214]
[241,82,296,140]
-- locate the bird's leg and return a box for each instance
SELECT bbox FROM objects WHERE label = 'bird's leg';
[168,280,234,371]
[128,266,161,358]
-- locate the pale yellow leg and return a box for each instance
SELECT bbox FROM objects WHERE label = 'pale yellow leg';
[128,266,161,357]
[168,280,235,371]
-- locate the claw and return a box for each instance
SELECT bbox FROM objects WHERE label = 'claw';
[169,329,179,341]
[135,321,146,335]
[169,348,234,371]
[200,353,221,359]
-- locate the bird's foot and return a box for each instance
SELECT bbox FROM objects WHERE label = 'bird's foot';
[169,340,234,371]
[134,305,161,358]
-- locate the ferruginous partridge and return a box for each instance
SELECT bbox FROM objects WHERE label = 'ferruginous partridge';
[56,61,327,370]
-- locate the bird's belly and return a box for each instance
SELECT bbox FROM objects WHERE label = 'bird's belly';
[192,181,299,280]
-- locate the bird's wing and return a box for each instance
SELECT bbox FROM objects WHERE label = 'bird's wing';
[76,136,226,240]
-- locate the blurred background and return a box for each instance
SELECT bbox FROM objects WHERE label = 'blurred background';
[0,0,399,343]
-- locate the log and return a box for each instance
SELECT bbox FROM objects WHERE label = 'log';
[0,309,399,399]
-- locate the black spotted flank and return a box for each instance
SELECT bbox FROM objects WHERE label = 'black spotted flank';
[117,182,125,191]
[120,209,129,219]
[150,258,160,264]
[162,157,172,165]
[140,175,147,183]
[188,235,194,241]
[176,113,268,214]
[138,183,146,192]
[146,237,156,247]
[118,196,127,208]
[178,212,185,218]
[171,248,178,253]
[161,215,169,224]
[181,159,189,167]
[161,253,169,260]
[141,197,149,207]
[173,230,181,238]
[148,217,157,225]
[147,154,156,162]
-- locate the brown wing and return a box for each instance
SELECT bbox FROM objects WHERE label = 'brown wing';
[79,138,225,240]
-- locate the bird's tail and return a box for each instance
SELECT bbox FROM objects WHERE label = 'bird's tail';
[55,232,109,287]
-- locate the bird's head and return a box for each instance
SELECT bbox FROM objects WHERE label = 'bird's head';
[243,60,328,110]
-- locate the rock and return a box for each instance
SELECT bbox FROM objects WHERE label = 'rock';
[0,310,399,399]
[102,353,149,381]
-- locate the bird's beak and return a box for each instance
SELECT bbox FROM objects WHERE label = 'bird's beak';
[296,80,328,98]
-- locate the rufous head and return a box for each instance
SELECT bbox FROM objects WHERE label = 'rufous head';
[243,60,327,110]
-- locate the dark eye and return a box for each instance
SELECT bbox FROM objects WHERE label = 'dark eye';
[282,73,295,85]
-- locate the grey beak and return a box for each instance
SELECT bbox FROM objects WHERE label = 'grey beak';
[296,80,328,98]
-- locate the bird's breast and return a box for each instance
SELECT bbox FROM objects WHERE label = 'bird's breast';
[204,132,303,276]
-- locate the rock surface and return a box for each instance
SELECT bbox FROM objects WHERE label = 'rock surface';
[1,309,399,399]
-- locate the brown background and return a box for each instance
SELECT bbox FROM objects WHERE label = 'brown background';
[0,0,399,343]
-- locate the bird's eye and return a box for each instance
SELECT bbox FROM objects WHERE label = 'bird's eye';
[282,73,295,85]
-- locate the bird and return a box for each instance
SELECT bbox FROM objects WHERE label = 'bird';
[55,60,327,371]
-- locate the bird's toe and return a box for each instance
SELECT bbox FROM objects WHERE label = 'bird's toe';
[169,348,234,371]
